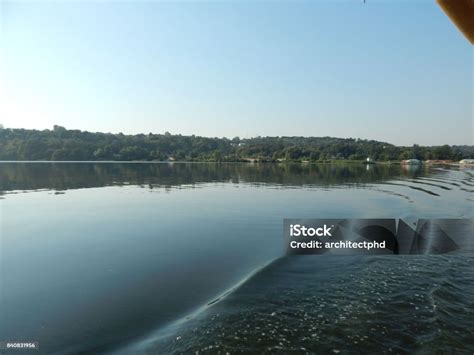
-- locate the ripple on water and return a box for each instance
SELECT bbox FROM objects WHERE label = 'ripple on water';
[143,256,474,354]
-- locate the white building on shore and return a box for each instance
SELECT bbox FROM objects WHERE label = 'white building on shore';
[401,159,421,165]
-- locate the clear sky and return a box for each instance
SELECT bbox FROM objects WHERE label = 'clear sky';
[1,0,472,146]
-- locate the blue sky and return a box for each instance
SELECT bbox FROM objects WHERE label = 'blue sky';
[1,0,472,146]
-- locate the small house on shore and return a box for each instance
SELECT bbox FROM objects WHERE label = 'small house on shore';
[401,159,421,165]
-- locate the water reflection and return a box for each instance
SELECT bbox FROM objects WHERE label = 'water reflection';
[0,162,426,195]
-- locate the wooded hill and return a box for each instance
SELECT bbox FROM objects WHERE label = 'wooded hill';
[0,126,472,162]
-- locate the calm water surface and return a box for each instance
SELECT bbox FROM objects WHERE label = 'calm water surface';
[0,163,472,354]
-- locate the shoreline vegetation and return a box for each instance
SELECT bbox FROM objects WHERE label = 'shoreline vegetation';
[0,125,472,164]
[0,160,468,167]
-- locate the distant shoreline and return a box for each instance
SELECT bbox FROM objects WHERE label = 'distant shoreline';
[0,160,467,167]
[1,127,472,163]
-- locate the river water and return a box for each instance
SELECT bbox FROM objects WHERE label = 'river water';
[0,162,472,353]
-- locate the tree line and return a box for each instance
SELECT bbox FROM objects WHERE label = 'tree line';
[0,125,472,162]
